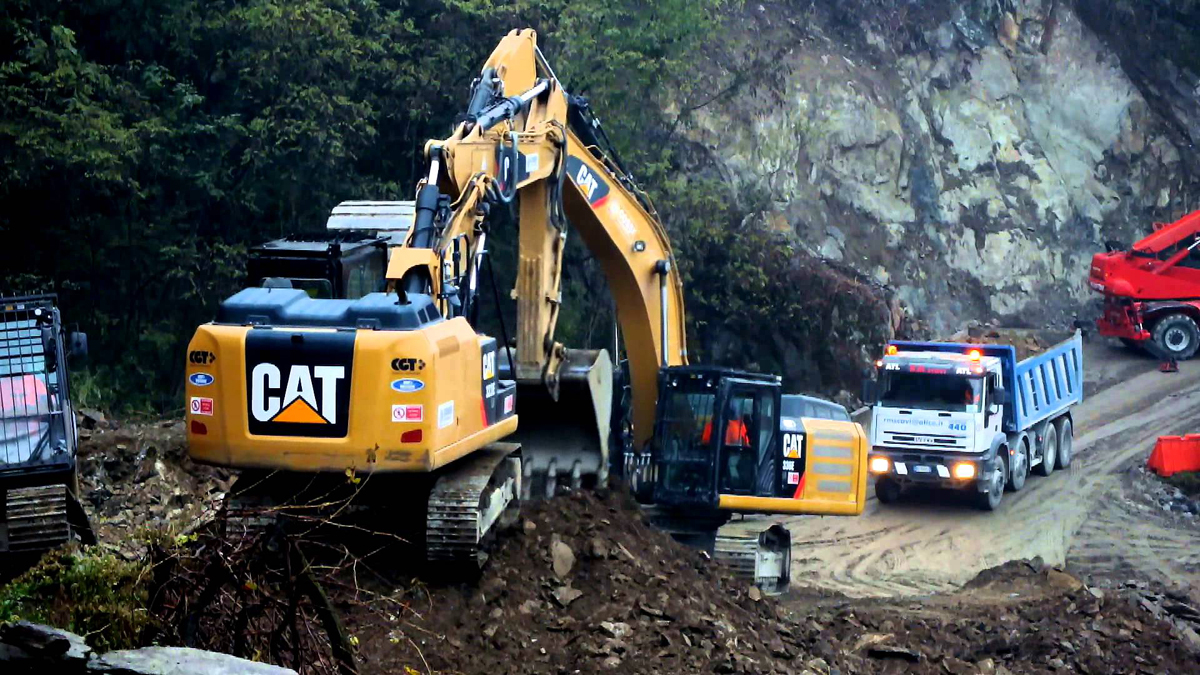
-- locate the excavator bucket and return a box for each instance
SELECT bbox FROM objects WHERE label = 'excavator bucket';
[714,524,793,595]
[503,348,613,500]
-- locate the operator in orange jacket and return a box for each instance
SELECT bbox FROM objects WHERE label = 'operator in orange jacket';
[702,400,753,491]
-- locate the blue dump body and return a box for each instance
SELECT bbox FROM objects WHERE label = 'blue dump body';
[885,331,1084,434]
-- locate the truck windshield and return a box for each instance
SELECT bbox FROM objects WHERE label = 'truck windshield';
[880,371,984,413]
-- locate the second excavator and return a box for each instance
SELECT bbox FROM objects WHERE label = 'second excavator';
[185,29,867,591]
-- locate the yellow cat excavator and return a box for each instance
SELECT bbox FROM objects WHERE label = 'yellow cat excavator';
[185,29,867,590]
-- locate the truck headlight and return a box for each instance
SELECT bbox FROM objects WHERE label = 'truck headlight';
[869,457,890,474]
[952,462,976,479]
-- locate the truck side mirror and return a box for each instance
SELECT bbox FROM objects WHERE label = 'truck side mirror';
[69,331,89,360]
[860,378,878,405]
[993,387,1010,406]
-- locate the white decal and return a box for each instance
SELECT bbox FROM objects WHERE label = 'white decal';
[782,460,795,472]
[787,471,800,485]
[485,382,496,398]
[503,394,514,414]
[438,400,455,429]
[607,201,637,237]
[524,152,540,173]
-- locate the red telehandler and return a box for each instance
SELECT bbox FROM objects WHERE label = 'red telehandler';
[1089,209,1200,360]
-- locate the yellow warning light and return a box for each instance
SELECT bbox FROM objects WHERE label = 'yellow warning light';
[885,345,898,356]
[968,349,982,361]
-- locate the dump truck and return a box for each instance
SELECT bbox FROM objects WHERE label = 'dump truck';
[861,330,1083,510]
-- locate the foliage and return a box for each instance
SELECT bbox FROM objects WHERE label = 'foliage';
[1,0,885,407]
[0,547,151,652]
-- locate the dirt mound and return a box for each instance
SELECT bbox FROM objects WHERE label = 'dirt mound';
[944,327,1068,361]
[802,560,1199,675]
[351,488,823,674]
[345,515,1200,675]
[76,419,229,557]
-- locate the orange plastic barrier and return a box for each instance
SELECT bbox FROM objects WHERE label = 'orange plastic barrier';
[1147,435,1200,477]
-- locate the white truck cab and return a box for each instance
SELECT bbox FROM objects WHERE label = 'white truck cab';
[863,333,1083,511]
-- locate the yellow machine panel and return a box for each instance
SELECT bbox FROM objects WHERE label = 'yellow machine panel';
[185,291,517,475]
[717,417,868,516]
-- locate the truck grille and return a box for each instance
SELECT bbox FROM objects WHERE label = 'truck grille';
[880,431,969,451]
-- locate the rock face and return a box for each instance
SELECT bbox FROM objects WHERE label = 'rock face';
[690,0,1200,335]
[0,622,296,675]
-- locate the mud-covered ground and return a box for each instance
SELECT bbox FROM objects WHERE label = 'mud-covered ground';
[339,489,1198,675]
[18,334,1198,673]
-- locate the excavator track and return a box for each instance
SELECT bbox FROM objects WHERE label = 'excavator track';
[2,485,70,553]
[713,534,758,581]
[713,524,792,595]
[426,443,521,566]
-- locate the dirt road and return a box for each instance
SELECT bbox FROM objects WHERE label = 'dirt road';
[725,339,1200,598]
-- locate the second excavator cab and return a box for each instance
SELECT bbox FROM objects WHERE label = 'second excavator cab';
[640,366,868,593]
[649,366,867,514]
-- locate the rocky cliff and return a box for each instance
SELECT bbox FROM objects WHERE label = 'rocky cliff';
[688,0,1200,338]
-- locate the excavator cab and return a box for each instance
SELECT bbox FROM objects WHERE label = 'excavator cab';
[651,367,780,507]
[246,234,389,300]
[643,366,868,593]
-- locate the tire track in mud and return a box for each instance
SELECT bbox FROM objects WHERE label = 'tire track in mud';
[726,347,1200,599]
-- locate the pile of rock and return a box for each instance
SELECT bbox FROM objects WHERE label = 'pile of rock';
[0,621,295,674]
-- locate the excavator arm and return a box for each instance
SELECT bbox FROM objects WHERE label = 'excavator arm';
[392,31,865,594]
[388,29,689,497]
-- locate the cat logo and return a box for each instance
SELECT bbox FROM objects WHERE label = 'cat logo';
[566,155,610,208]
[782,432,805,459]
[251,364,345,425]
[245,330,354,438]
[482,350,495,381]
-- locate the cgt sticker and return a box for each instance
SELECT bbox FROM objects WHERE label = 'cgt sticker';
[391,404,423,422]
[189,350,216,366]
[190,397,214,416]
[189,372,214,387]
[391,358,426,372]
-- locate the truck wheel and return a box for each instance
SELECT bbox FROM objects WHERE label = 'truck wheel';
[1035,425,1057,477]
[1056,418,1073,469]
[875,478,901,504]
[1152,314,1200,360]
[975,455,1006,511]
[1007,439,1029,491]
